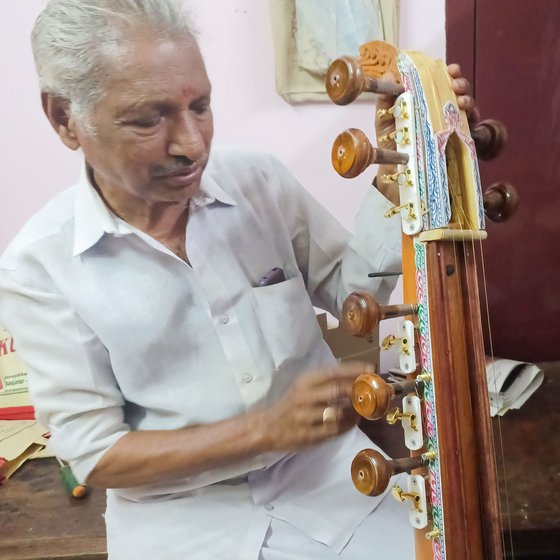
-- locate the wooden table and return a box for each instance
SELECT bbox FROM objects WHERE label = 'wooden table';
[0,458,107,560]
[1,364,558,559]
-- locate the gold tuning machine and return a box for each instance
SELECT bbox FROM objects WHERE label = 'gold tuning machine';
[416,373,432,384]
[381,334,410,354]
[422,450,437,461]
[391,485,423,512]
[386,407,418,431]
[381,167,414,187]
[426,528,442,541]
[377,98,410,120]
[387,395,425,450]
[378,127,410,146]
[384,202,416,221]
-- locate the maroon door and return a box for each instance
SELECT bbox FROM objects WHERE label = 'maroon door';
[447,0,560,363]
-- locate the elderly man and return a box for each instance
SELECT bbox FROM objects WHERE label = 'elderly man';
[0,1,475,558]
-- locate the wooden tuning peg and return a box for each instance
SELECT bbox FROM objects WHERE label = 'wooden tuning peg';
[341,291,417,337]
[326,56,405,106]
[471,119,508,160]
[331,129,409,179]
[351,448,435,496]
[483,182,518,222]
[352,373,429,420]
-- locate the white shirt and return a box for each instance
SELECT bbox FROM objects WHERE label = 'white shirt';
[0,147,403,558]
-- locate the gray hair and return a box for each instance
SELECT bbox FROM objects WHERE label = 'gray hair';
[31,0,198,121]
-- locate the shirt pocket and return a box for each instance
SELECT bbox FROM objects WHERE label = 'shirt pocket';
[251,273,323,370]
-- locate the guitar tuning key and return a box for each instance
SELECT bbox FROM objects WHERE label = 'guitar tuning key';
[391,484,422,511]
[378,126,411,146]
[386,406,417,430]
[381,334,410,354]
[377,98,410,120]
[384,202,417,221]
[426,527,442,541]
[385,396,424,451]
[394,475,429,529]
[381,166,414,187]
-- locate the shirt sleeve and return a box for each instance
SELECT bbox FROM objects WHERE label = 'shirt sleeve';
[0,271,129,484]
[268,155,402,317]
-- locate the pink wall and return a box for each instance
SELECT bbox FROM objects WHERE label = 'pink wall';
[0,1,83,251]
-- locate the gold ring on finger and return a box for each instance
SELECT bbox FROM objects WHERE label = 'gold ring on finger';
[322,406,337,424]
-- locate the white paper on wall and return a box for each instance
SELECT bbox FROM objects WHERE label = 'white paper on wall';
[269,0,399,103]
[294,0,383,76]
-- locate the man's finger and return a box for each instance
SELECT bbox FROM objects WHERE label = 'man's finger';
[447,63,462,78]
[452,77,471,96]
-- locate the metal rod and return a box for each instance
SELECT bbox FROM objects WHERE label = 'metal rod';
[368,271,403,278]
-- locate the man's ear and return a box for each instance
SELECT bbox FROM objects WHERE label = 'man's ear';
[41,92,81,151]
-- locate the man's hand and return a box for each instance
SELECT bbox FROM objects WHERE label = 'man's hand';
[375,64,479,205]
[259,361,369,452]
[88,361,369,489]
[447,63,480,125]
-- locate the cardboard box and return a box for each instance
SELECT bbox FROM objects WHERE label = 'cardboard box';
[317,312,379,371]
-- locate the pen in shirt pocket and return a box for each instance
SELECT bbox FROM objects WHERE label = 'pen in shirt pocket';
[256,267,286,287]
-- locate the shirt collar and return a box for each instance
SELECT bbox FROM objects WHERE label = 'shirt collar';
[190,169,237,210]
[73,165,120,256]
[73,161,237,256]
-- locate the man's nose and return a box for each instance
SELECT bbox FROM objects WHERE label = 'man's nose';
[168,112,206,161]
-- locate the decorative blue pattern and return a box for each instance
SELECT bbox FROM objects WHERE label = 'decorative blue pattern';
[397,54,451,229]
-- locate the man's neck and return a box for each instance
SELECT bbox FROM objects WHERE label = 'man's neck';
[88,167,191,262]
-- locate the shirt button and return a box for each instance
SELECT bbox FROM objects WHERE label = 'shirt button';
[241,373,253,384]
[219,315,229,325]
[264,504,274,511]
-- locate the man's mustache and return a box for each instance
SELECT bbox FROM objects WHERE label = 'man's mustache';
[151,157,198,177]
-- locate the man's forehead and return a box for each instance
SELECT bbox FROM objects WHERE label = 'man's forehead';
[100,36,210,108]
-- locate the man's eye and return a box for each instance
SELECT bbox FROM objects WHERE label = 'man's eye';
[131,116,162,128]
[192,104,210,115]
